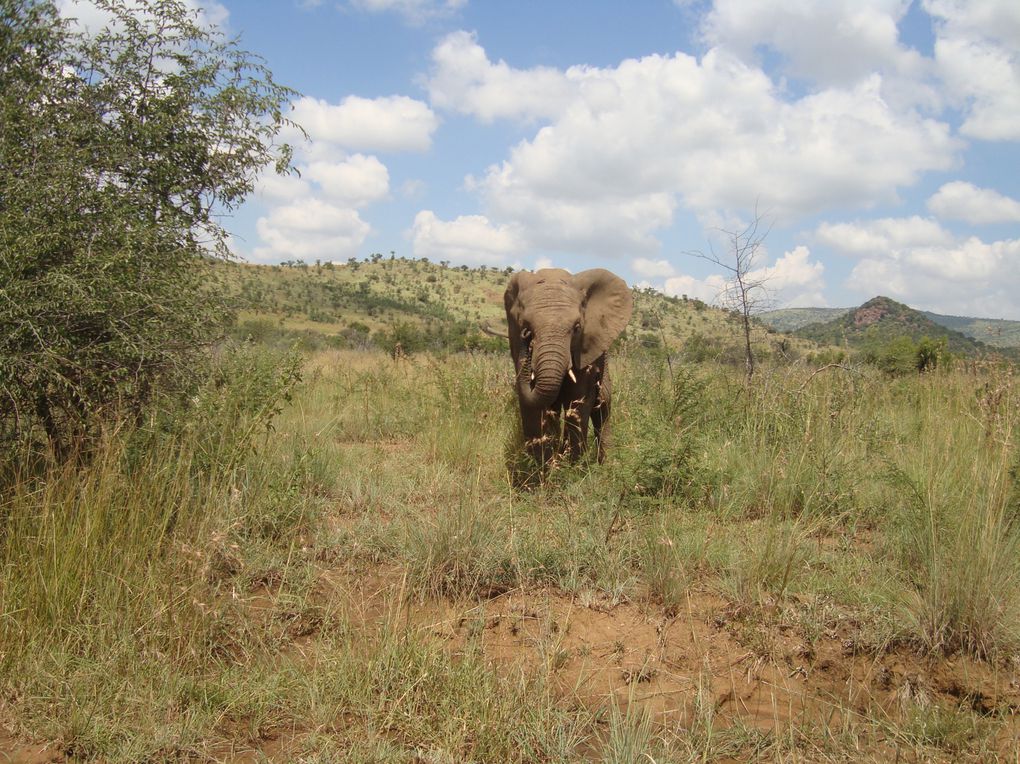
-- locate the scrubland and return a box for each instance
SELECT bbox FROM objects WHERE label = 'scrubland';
[2,346,1019,762]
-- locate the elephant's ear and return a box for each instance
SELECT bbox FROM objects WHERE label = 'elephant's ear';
[572,269,633,367]
[504,270,535,368]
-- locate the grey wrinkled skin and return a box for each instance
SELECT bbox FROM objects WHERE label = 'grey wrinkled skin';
[504,268,633,465]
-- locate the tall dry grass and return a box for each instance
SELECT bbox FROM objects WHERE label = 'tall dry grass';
[2,345,1017,760]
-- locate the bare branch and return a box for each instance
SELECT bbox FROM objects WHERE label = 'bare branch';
[685,204,774,383]
[480,324,508,339]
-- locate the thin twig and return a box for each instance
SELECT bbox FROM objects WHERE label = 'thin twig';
[795,363,858,393]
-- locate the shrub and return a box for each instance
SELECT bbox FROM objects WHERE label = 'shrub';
[0,0,294,457]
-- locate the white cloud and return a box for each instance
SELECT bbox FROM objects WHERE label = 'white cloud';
[304,155,389,207]
[256,171,312,202]
[847,235,1020,318]
[632,258,677,278]
[534,256,555,270]
[58,0,230,37]
[662,273,728,304]
[349,0,465,23]
[926,0,1020,140]
[253,198,370,262]
[815,216,955,257]
[818,215,1020,318]
[700,0,927,89]
[410,211,523,264]
[749,246,827,307]
[289,95,438,153]
[427,36,959,256]
[251,94,431,263]
[925,0,1020,53]
[927,181,1020,224]
[647,246,826,308]
[426,31,576,122]
[400,179,426,199]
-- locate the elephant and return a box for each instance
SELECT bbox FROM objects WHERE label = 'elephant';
[504,268,633,465]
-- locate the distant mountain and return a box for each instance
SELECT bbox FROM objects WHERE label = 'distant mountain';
[920,311,1020,349]
[764,304,1020,349]
[759,307,849,332]
[793,296,991,356]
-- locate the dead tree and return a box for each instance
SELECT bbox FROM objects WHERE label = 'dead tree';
[689,209,773,384]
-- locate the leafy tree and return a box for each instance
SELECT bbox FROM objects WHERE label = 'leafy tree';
[870,336,919,376]
[866,335,950,376]
[916,336,951,373]
[0,0,295,456]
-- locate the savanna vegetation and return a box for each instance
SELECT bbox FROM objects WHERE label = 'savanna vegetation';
[2,2,1020,762]
[3,347,1020,761]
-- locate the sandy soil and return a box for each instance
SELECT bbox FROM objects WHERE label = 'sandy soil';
[5,563,1019,762]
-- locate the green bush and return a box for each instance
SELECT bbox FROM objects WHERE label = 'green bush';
[864,336,951,376]
[0,0,294,457]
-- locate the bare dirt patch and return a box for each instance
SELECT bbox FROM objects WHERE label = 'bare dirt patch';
[323,565,1020,755]
[0,738,62,764]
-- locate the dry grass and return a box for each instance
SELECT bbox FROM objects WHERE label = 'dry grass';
[2,347,1019,761]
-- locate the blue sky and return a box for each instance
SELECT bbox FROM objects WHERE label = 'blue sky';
[63,0,1020,318]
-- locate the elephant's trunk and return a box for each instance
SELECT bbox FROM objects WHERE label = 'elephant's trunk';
[517,336,569,407]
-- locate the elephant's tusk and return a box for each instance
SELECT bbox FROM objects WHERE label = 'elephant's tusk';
[567,368,577,383]
[530,371,535,383]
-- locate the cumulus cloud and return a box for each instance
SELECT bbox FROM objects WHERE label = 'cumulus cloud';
[819,216,1020,318]
[700,0,928,90]
[927,181,1020,224]
[304,155,390,207]
[926,0,1020,140]
[847,236,1020,318]
[426,31,577,122]
[642,246,826,308]
[662,273,728,304]
[58,0,230,37]
[753,246,827,307]
[289,95,438,154]
[249,92,438,262]
[816,216,955,257]
[253,198,371,262]
[633,258,678,278]
[426,36,958,256]
[410,211,523,264]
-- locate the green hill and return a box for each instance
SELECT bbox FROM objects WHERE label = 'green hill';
[794,296,991,357]
[764,305,1020,349]
[920,311,1020,349]
[211,256,820,361]
[759,307,849,332]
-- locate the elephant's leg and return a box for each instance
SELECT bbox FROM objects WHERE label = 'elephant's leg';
[520,405,549,464]
[591,373,611,464]
[541,407,564,462]
[562,399,589,461]
[522,405,561,465]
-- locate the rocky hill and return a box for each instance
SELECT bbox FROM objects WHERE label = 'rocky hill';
[794,296,992,356]
[763,304,1020,349]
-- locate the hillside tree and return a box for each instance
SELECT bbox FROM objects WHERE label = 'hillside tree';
[0,0,296,456]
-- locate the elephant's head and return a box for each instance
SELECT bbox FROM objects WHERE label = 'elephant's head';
[504,268,633,407]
